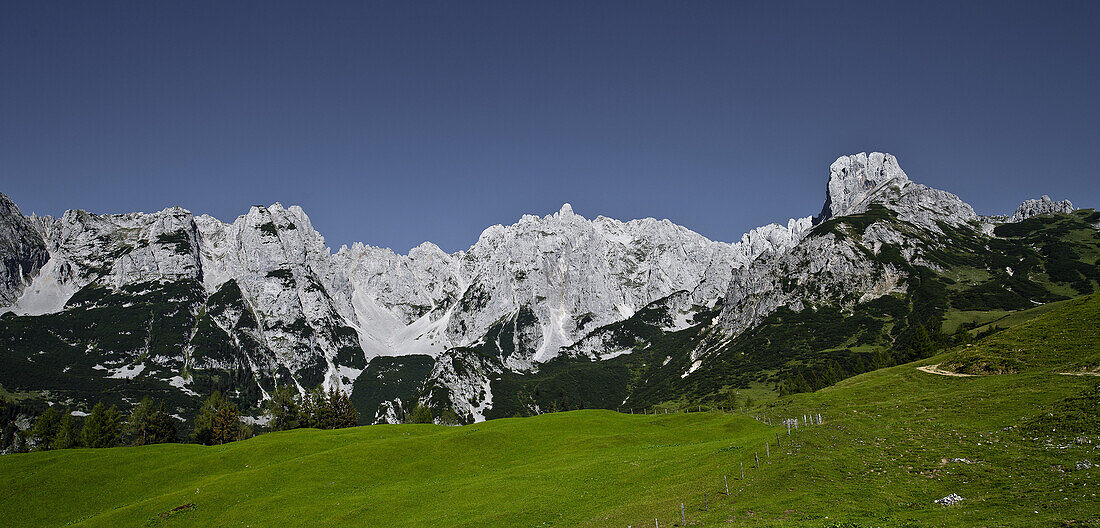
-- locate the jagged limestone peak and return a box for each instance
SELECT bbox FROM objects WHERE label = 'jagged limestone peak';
[1011,195,1075,222]
[817,152,909,223]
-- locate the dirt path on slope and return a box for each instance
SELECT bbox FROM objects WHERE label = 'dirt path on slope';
[916,364,977,377]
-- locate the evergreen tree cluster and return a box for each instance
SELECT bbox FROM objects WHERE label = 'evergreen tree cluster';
[264,385,358,432]
[192,391,251,445]
[26,397,177,451]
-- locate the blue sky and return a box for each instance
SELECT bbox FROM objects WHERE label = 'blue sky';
[2,1,1097,252]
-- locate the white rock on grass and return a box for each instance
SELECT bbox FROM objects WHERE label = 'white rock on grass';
[934,493,964,506]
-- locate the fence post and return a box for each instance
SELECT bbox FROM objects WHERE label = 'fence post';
[740,461,744,480]
[776,431,781,447]
[724,475,729,495]
[704,491,708,511]
[681,503,686,525]
[766,442,770,458]
[755,452,759,469]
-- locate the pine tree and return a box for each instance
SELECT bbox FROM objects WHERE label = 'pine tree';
[53,411,81,449]
[912,323,934,357]
[408,405,433,424]
[296,386,318,429]
[297,386,330,429]
[31,406,62,451]
[127,397,177,446]
[193,392,242,445]
[81,402,122,448]
[213,405,242,444]
[265,385,300,431]
[330,389,358,429]
[438,408,460,426]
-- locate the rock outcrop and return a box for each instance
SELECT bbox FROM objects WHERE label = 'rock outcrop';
[816,152,977,231]
[0,194,48,306]
[1011,195,1075,222]
[718,152,978,340]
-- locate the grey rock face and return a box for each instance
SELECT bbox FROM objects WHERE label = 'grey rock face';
[717,152,977,341]
[817,152,911,222]
[717,230,908,337]
[1011,195,1075,222]
[0,194,48,306]
[4,196,811,414]
[816,152,977,231]
[327,203,811,370]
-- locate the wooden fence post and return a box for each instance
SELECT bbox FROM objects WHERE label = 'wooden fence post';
[724,475,729,495]
[776,431,781,447]
[755,452,759,468]
[681,503,686,525]
[740,461,744,480]
[704,491,708,511]
[766,442,770,458]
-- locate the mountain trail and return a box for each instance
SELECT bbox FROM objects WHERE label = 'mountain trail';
[916,364,977,377]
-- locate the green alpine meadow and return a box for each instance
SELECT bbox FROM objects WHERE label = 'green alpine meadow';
[1,291,1097,527]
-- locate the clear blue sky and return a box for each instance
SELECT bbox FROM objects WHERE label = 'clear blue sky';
[2,1,1097,252]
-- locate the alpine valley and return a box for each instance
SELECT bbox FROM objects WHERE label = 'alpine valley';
[2,152,1097,444]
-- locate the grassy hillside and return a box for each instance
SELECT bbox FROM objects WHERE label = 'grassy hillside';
[1,293,1097,527]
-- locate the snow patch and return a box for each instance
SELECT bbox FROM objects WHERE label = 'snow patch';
[167,376,199,396]
[468,376,494,423]
[662,309,696,332]
[599,348,633,360]
[107,363,145,379]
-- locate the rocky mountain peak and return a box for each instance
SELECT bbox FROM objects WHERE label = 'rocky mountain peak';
[816,152,909,223]
[1011,195,1076,222]
[813,152,976,231]
[0,193,49,306]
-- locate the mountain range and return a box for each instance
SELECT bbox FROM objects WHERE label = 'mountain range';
[1,152,1095,431]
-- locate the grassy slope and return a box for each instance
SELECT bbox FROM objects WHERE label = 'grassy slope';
[2,295,1097,528]
[0,412,778,528]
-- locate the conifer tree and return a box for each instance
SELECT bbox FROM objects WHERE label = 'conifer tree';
[81,402,122,448]
[265,385,300,431]
[31,406,62,451]
[193,392,242,445]
[438,408,460,426]
[53,411,81,450]
[408,405,433,424]
[329,388,358,429]
[127,397,177,446]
